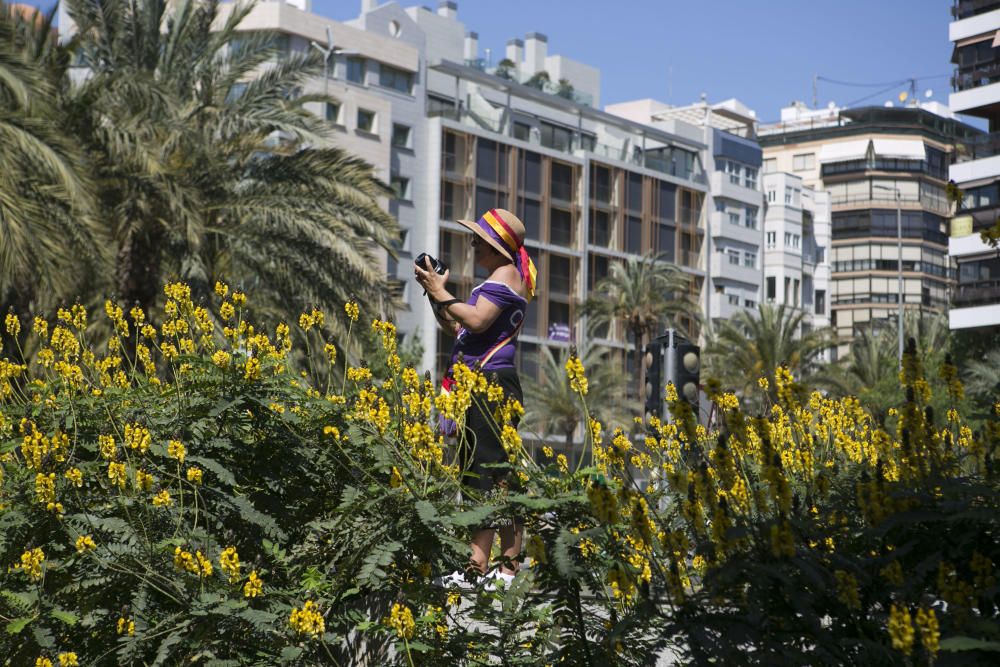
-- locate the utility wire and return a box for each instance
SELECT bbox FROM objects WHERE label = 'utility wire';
[845,82,907,108]
[817,76,909,88]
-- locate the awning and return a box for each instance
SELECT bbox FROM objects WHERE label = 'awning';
[872,138,926,160]
[818,139,870,163]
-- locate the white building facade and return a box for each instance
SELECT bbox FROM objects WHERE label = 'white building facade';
[947,2,1000,330]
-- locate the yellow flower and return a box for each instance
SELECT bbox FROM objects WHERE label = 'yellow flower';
[888,603,914,655]
[289,600,325,638]
[565,354,588,395]
[134,469,153,492]
[167,439,186,464]
[215,281,229,298]
[220,546,241,584]
[244,570,264,598]
[244,357,261,381]
[124,423,151,453]
[344,300,360,322]
[75,535,96,553]
[231,291,247,306]
[5,313,20,335]
[186,467,203,485]
[447,590,461,607]
[57,653,79,667]
[108,462,126,488]
[346,366,372,383]
[32,316,48,338]
[16,547,45,580]
[35,472,56,505]
[915,607,939,657]
[324,343,337,365]
[758,377,769,391]
[527,534,547,566]
[152,489,173,507]
[35,658,53,667]
[116,616,135,636]
[211,350,231,368]
[386,602,415,639]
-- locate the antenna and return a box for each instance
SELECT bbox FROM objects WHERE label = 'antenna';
[813,74,817,109]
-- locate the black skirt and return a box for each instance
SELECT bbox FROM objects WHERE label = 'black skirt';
[460,366,522,494]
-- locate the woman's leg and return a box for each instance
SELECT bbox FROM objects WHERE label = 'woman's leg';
[470,528,495,573]
[497,522,523,575]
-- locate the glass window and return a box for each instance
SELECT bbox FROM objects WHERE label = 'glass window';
[589,253,610,290]
[391,123,411,148]
[792,153,815,171]
[593,165,612,203]
[745,207,758,229]
[548,300,571,330]
[743,251,756,269]
[626,215,642,254]
[815,289,826,314]
[657,224,675,262]
[357,108,376,133]
[519,198,541,241]
[513,121,531,141]
[521,152,542,195]
[766,276,775,300]
[379,64,413,94]
[390,176,410,201]
[551,161,574,202]
[347,57,366,84]
[728,212,740,226]
[476,186,500,216]
[548,255,572,295]
[550,207,574,246]
[727,248,741,265]
[658,182,676,220]
[766,231,776,247]
[326,102,341,124]
[590,209,611,247]
[727,293,740,305]
[477,139,498,183]
[540,122,572,152]
[744,167,758,190]
[627,173,643,212]
[763,158,776,173]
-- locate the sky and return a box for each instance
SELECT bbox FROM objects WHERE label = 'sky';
[313,0,957,122]
[27,0,957,123]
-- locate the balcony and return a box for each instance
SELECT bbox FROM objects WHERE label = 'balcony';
[952,0,1000,19]
[953,278,1000,307]
[953,62,1000,93]
[830,194,950,216]
[462,59,595,107]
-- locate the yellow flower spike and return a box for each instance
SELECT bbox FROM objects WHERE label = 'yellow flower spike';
[107,462,126,488]
[57,653,79,667]
[75,535,96,553]
[152,489,172,507]
[167,439,186,464]
[214,281,229,298]
[134,469,153,492]
[915,607,939,657]
[15,547,45,580]
[35,658,53,667]
[32,316,48,338]
[4,313,20,336]
[244,570,264,598]
[888,603,914,655]
[220,546,241,584]
[386,602,415,639]
[64,467,83,487]
[289,600,325,638]
[186,467,203,485]
[324,343,337,365]
[344,300,360,322]
[565,354,588,395]
[116,616,135,636]
[244,357,261,381]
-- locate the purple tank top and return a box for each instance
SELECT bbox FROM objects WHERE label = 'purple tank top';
[450,281,527,371]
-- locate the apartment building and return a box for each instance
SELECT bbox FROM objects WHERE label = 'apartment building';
[761,173,832,342]
[607,98,765,331]
[947,0,1000,331]
[759,103,981,348]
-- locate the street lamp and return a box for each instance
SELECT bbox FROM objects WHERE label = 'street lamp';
[872,184,904,366]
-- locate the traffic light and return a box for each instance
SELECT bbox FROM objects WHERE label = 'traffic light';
[643,340,664,422]
[671,340,701,410]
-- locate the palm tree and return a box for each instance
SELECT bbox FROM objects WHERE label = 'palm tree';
[964,348,1000,408]
[63,0,400,324]
[705,303,836,404]
[581,252,696,405]
[522,342,631,460]
[0,2,102,313]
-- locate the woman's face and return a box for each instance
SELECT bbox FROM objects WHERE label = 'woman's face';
[472,235,491,266]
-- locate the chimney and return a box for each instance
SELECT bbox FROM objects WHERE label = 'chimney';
[437,1,457,18]
[464,31,478,61]
[505,38,523,68]
[524,32,547,75]
[361,0,377,13]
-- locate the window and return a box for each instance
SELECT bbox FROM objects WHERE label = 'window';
[513,121,531,141]
[391,123,411,148]
[346,57,366,84]
[356,108,376,133]
[767,190,776,203]
[815,289,826,315]
[785,188,792,204]
[785,232,800,249]
[390,176,410,201]
[766,231,776,248]
[745,207,758,229]
[744,298,756,308]
[728,212,740,226]
[793,278,800,306]
[727,248,741,266]
[743,251,756,269]
[793,234,800,248]
[727,293,740,305]
[792,153,815,171]
[785,232,793,246]
[763,158,776,173]
[724,160,741,185]
[379,65,413,94]
[766,276,776,300]
[744,167,758,190]
[325,102,341,124]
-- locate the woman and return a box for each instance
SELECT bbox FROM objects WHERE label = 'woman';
[414,208,536,590]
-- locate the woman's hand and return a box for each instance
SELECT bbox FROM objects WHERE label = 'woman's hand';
[414,256,450,301]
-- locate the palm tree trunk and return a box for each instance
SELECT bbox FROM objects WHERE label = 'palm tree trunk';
[116,225,163,312]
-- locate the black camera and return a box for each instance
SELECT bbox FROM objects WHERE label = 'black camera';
[414,253,448,275]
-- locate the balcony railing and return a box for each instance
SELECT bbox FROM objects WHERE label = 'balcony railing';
[955,130,1000,162]
[953,279,1000,307]
[830,194,951,216]
[952,0,1000,19]
[953,62,1000,92]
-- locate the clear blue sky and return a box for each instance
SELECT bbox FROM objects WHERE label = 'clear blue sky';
[34,0,957,122]
[314,0,955,122]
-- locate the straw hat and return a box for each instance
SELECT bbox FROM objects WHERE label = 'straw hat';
[457,208,526,263]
